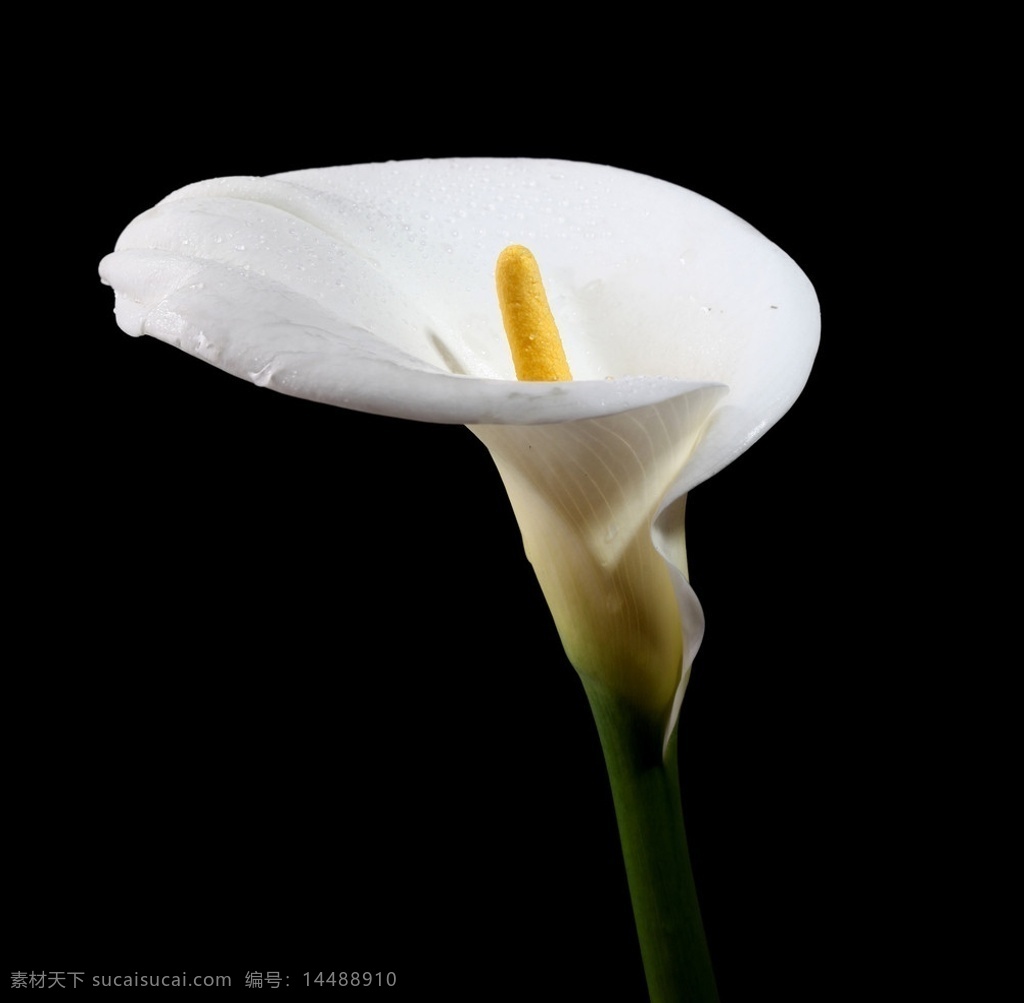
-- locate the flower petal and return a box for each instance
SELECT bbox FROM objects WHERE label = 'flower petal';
[100,159,817,479]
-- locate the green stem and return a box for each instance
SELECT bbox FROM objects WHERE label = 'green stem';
[582,677,719,1003]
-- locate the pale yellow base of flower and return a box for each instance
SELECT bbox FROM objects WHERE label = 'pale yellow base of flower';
[472,412,696,730]
[526,508,684,722]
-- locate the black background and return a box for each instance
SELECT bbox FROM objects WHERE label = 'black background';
[11,22,890,1001]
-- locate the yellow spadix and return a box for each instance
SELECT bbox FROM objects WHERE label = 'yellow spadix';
[496,245,572,382]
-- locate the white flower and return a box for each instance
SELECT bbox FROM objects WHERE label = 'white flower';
[100,158,819,749]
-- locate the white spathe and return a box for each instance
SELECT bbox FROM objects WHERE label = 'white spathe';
[100,158,819,749]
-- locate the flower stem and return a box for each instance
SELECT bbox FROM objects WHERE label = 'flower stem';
[582,677,719,1003]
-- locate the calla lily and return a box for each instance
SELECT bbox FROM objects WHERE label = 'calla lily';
[101,158,818,1002]
[99,157,818,749]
